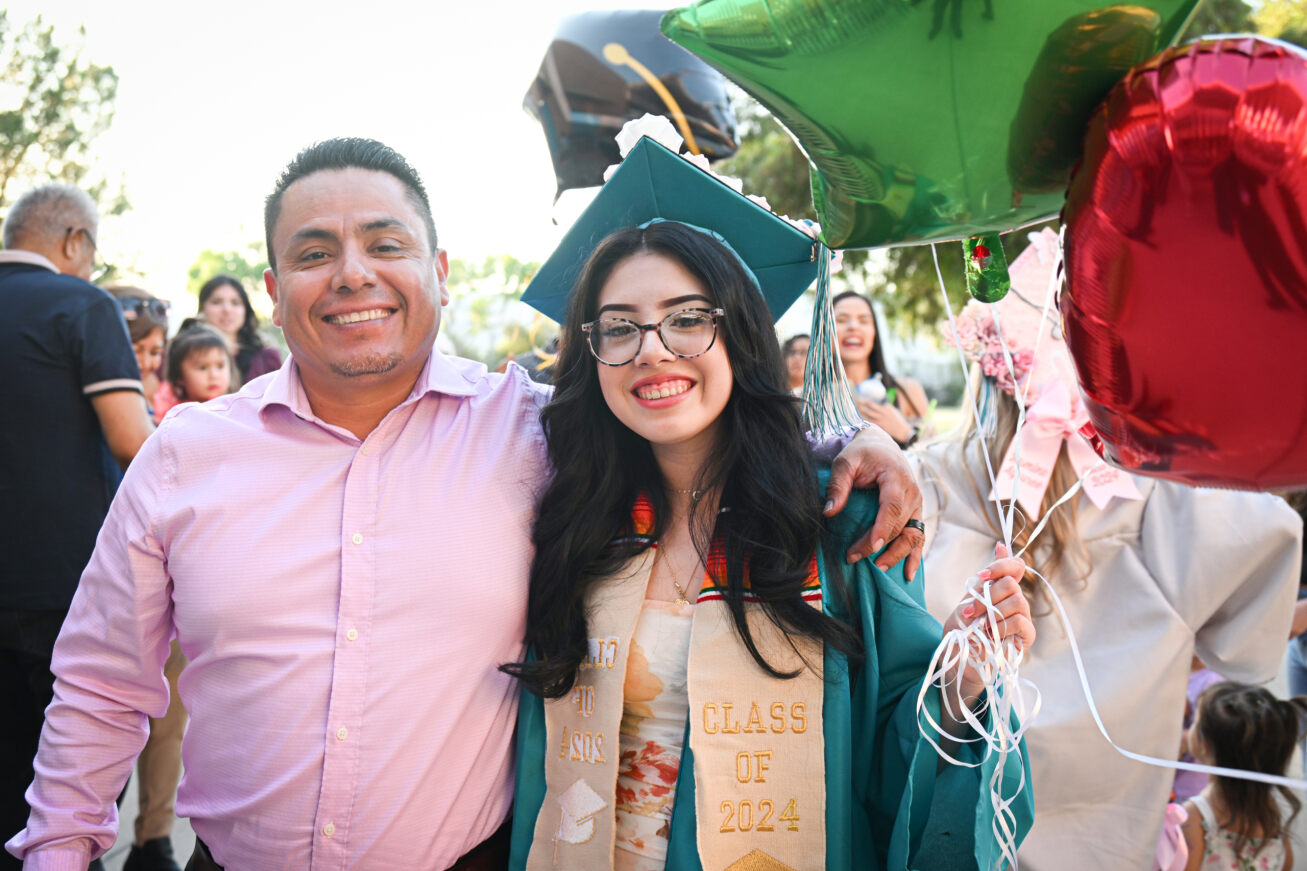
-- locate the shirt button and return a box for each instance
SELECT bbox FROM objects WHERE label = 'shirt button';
[346,627,358,642]
[361,444,370,455]
[323,823,336,837]
[351,532,363,545]
[336,727,348,741]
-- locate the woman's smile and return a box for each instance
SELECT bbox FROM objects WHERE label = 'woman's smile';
[632,376,696,405]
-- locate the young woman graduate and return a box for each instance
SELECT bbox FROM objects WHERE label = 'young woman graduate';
[504,136,1036,871]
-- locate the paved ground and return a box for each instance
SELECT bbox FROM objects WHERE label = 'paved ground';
[97,654,1307,870]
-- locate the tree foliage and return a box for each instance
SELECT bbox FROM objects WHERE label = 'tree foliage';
[0,13,122,211]
[443,254,552,365]
[1181,0,1255,39]
[186,245,269,300]
[1254,0,1307,46]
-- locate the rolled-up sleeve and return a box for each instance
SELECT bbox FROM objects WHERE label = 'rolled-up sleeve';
[6,430,176,869]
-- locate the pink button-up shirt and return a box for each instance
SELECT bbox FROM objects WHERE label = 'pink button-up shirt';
[8,349,551,870]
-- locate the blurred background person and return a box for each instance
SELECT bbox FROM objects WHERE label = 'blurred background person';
[105,286,169,422]
[832,291,930,447]
[511,333,562,384]
[196,274,281,385]
[1179,682,1305,870]
[1283,490,1307,778]
[1173,657,1224,804]
[0,183,152,871]
[782,332,809,395]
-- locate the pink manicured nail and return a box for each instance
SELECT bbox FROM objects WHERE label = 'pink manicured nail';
[976,569,992,582]
[962,605,977,620]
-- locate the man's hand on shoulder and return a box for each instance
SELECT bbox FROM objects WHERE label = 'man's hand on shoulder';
[823,425,925,577]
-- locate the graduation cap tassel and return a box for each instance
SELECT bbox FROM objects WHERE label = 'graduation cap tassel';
[978,374,999,443]
[801,243,866,440]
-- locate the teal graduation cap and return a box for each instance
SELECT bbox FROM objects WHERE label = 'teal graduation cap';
[521,135,819,324]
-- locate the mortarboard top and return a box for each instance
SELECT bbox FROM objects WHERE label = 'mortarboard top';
[521,135,819,324]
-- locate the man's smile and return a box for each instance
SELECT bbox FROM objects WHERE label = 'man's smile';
[324,308,395,326]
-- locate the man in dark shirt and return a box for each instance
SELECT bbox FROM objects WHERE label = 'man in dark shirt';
[0,184,154,870]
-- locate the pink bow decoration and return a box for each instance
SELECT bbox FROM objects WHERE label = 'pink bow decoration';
[1153,803,1189,871]
[991,381,1142,517]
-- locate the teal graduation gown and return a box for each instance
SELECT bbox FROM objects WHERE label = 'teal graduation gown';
[510,474,1034,870]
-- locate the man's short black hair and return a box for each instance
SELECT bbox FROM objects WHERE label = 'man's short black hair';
[264,138,438,271]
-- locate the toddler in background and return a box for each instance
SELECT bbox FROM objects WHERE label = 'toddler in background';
[162,325,235,413]
[1181,682,1307,870]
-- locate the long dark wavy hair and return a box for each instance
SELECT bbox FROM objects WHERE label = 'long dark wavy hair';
[832,290,923,418]
[1193,681,1307,858]
[502,222,861,699]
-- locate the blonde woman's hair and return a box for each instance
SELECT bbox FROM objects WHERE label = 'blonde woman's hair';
[925,366,1091,611]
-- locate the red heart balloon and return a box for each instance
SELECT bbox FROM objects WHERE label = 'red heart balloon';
[1062,36,1307,490]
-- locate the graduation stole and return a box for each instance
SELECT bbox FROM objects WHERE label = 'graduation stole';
[526,499,827,871]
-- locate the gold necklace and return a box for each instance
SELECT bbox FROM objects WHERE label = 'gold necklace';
[669,486,704,500]
[656,544,698,606]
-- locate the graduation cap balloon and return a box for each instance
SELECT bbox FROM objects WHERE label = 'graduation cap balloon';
[524,9,739,200]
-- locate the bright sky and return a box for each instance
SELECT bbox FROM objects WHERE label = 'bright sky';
[6,0,672,305]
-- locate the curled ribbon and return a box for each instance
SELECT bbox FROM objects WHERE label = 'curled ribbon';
[990,381,1141,517]
[917,576,1040,871]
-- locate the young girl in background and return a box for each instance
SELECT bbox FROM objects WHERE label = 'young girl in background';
[1181,682,1307,870]
[167,326,235,405]
[105,286,169,421]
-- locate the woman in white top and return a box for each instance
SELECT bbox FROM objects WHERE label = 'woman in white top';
[911,232,1302,871]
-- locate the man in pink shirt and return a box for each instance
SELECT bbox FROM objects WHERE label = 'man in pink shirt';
[7,138,924,871]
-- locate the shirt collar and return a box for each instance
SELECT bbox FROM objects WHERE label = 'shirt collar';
[0,250,60,274]
[258,344,483,422]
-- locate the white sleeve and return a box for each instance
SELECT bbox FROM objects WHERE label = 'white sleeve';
[1142,481,1302,683]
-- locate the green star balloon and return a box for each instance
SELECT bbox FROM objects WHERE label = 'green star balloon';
[661,0,1199,249]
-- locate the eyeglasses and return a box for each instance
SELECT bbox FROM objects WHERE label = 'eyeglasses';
[66,226,115,283]
[66,225,96,251]
[581,308,724,366]
[117,296,170,323]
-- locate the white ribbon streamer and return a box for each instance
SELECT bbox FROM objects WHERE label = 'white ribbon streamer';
[1031,556,1307,792]
[917,576,1040,870]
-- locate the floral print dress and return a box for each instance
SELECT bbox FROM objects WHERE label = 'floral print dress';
[1191,794,1287,871]
[613,598,694,871]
